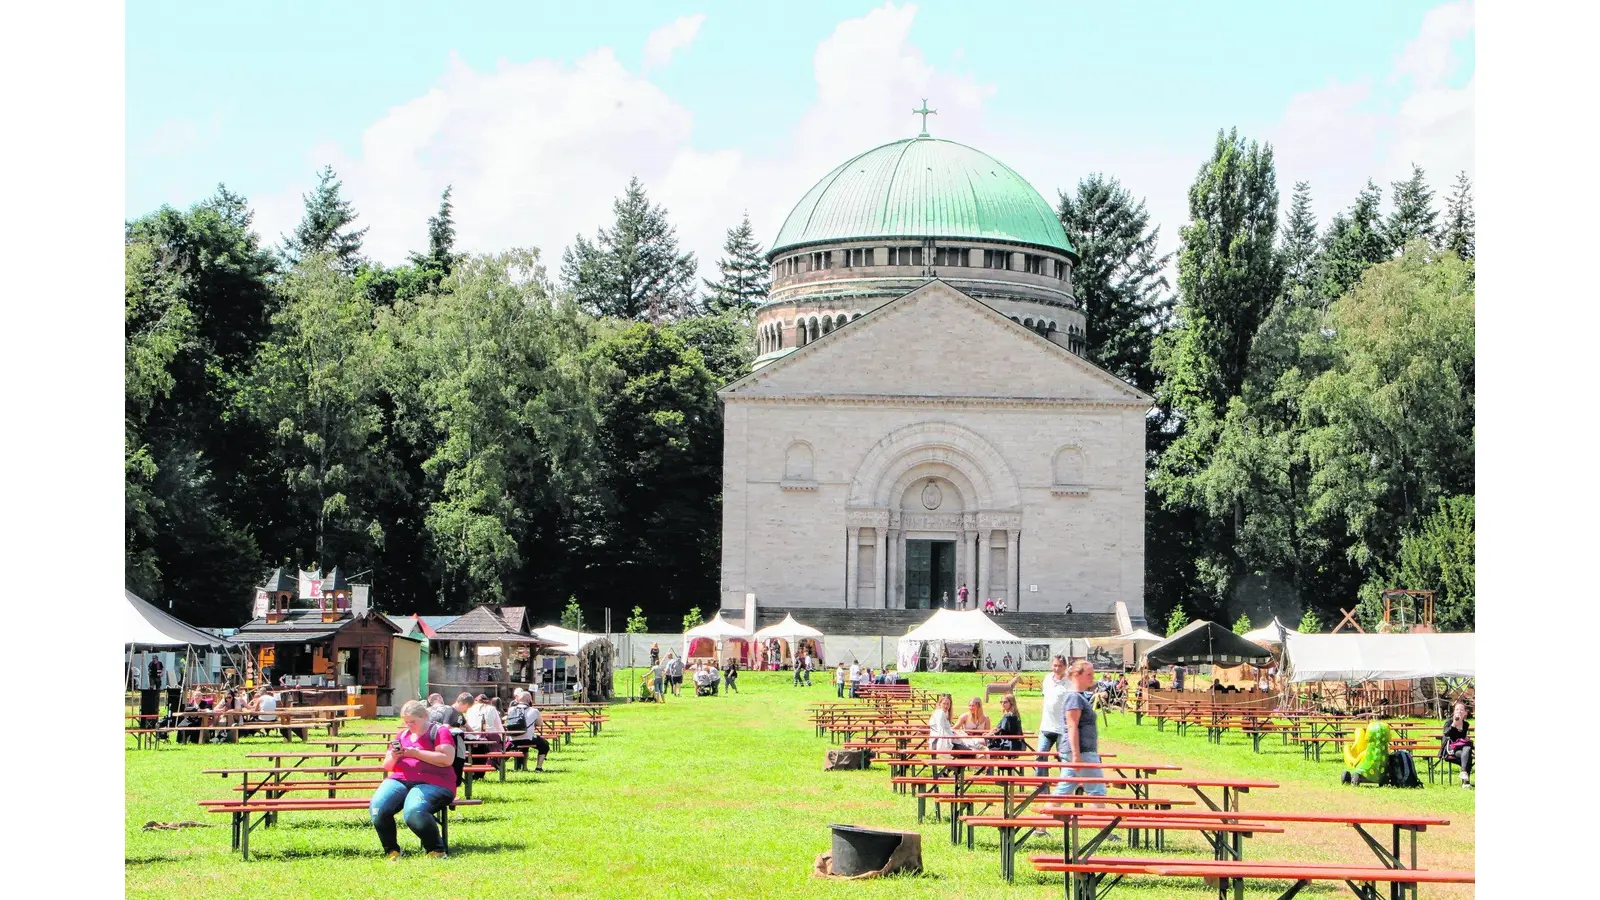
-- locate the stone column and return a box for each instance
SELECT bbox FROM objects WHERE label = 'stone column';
[845,527,861,609]
[891,530,906,608]
[1005,529,1020,612]
[970,530,982,606]
[873,528,888,609]
[956,529,969,602]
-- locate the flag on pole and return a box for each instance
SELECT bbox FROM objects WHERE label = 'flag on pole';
[298,569,323,600]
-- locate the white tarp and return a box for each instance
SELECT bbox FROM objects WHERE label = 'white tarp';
[1283,632,1475,683]
[978,640,1025,671]
[125,589,234,648]
[531,625,600,655]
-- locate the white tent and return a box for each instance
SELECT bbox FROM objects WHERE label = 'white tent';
[1282,632,1475,683]
[1242,618,1292,646]
[531,625,599,655]
[897,609,1023,672]
[124,589,234,648]
[682,613,754,663]
[124,589,240,693]
[753,613,826,665]
[1087,628,1165,668]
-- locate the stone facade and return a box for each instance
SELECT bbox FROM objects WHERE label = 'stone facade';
[719,280,1151,619]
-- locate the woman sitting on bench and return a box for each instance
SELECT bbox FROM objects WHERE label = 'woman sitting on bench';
[371,700,458,859]
[1443,700,1473,789]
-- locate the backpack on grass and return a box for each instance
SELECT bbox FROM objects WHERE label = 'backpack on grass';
[1385,749,1422,788]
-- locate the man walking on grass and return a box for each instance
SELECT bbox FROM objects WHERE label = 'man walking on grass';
[1055,660,1114,840]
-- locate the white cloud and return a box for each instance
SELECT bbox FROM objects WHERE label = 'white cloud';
[1269,1,1474,229]
[252,1,1472,288]
[642,13,706,71]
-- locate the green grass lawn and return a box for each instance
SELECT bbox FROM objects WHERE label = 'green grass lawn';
[126,671,1473,898]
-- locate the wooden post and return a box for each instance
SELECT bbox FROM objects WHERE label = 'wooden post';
[500,641,510,698]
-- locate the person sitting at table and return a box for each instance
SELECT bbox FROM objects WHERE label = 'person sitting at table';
[466,693,503,738]
[505,689,549,772]
[928,693,961,753]
[1443,700,1473,789]
[953,697,993,752]
[987,694,1027,754]
[371,699,458,859]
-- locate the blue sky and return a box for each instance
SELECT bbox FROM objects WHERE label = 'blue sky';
[127,1,1474,275]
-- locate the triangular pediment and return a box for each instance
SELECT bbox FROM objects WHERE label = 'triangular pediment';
[722,281,1152,405]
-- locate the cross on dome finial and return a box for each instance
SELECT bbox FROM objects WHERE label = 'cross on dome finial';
[912,99,937,136]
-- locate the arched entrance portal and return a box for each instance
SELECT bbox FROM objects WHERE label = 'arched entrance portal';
[845,422,1024,611]
[900,475,961,609]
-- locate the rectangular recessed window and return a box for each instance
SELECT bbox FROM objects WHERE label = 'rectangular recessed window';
[984,249,1009,270]
[912,246,923,266]
[1024,254,1045,275]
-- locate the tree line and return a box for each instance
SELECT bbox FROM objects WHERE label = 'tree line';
[127,168,765,627]
[127,131,1473,634]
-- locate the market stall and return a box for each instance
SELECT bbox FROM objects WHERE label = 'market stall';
[753,613,826,669]
[124,589,243,716]
[896,609,1023,673]
[682,613,754,666]
[426,606,563,701]
[530,624,602,695]
[1281,631,1475,715]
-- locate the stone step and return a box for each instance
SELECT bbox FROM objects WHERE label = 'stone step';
[715,607,1120,640]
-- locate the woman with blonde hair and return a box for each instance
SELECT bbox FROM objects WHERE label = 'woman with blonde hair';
[370,699,458,859]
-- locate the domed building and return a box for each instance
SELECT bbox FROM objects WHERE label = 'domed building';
[717,127,1152,633]
[754,136,1086,364]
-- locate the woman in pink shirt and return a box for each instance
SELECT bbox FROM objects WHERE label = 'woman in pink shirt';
[370,699,458,859]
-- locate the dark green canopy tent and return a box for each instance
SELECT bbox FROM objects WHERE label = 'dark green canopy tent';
[1144,619,1274,667]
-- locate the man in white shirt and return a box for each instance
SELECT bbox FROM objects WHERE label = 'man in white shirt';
[848,661,862,697]
[1037,655,1071,778]
[505,689,548,771]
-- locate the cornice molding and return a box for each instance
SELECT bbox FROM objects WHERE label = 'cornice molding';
[725,393,1149,410]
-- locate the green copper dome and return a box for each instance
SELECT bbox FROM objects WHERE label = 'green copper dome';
[770,137,1075,260]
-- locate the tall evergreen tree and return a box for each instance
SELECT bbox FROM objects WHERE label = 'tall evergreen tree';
[561,177,699,322]
[1440,171,1475,261]
[1316,180,1387,303]
[409,185,458,278]
[703,213,770,315]
[1383,163,1437,254]
[1057,174,1173,393]
[1279,181,1319,302]
[283,165,368,272]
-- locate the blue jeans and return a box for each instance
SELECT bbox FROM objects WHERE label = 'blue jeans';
[369,778,454,853]
[1052,750,1105,797]
[1036,731,1062,778]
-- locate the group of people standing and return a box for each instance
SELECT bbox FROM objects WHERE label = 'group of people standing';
[643,652,741,701]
